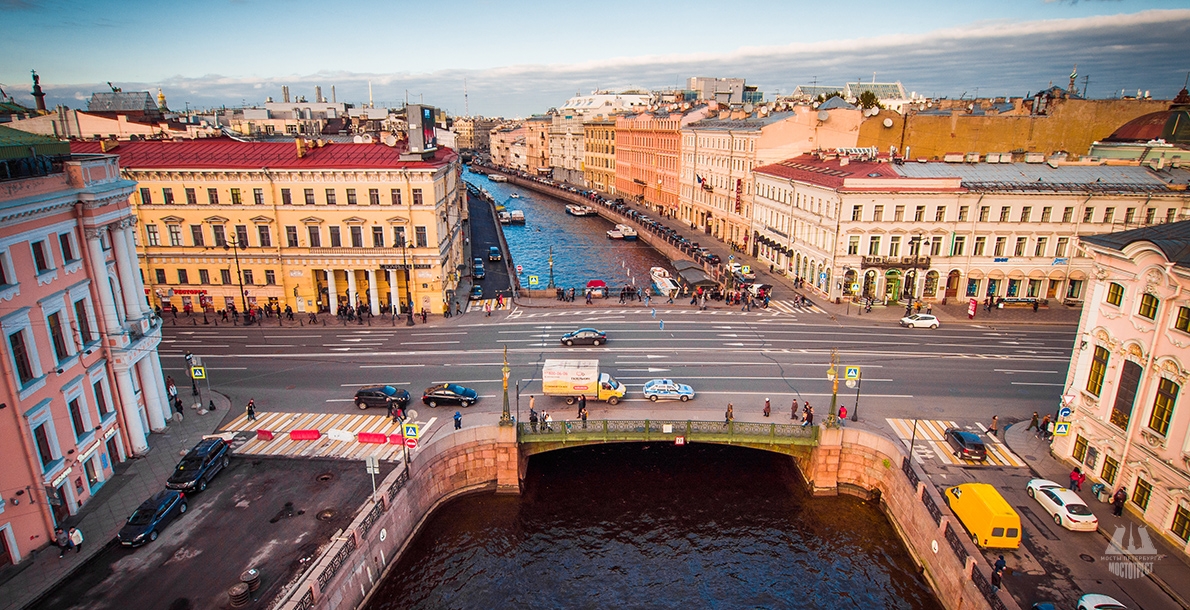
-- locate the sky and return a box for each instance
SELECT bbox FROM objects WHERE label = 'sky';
[1,0,1188,117]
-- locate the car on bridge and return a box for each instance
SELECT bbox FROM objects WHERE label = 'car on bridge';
[899,313,939,329]
[560,328,607,346]
[1026,479,1099,531]
[166,438,230,493]
[118,489,187,547]
[354,385,411,410]
[943,428,987,462]
[422,383,479,408]
[488,246,502,261]
[643,379,695,402]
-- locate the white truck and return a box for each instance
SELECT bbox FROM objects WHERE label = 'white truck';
[540,359,625,405]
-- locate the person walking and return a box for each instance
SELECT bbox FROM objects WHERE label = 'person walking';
[725,403,734,424]
[246,399,257,422]
[792,399,798,421]
[385,397,394,421]
[529,408,539,433]
[68,527,83,553]
[485,302,492,317]
[763,398,771,418]
[1112,488,1128,516]
[580,406,588,429]
[988,415,999,438]
[838,405,848,422]
[578,393,586,418]
[993,555,1006,573]
[453,411,462,430]
[1026,412,1039,431]
[1069,467,1082,491]
[544,410,553,431]
[56,528,71,557]
[166,376,178,406]
[990,567,1003,594]
[1038,415,1051,439]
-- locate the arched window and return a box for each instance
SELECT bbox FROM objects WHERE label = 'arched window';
[924,271,940,297]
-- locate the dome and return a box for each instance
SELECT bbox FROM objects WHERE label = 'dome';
[1103,88,1190,144]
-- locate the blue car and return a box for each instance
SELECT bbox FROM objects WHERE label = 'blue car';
[118,490,187,547]
[643,379,695,402]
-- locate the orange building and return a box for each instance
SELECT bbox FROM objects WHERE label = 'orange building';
[523,116,552,176]
[614,106,711,215]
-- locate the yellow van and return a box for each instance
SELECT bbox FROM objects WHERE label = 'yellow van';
[944,483,1021,549]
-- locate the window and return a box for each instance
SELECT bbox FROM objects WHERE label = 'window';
[325,189,337,205]
[168,224,182,246]
[957,206,968,222]
[1125,208,1136,224]
[973,236,986,256]
[58,232,76,261]
[198,269,210,284]
[369,189,380,205]
[851,205,862,221]
[999,206,1010,222]
[185,188,197,205]
[847,236,859,255]
[346,188,358,205]
[979,206,990,222]
[951,236,965,256]
[144,226,160,247]
[1102,456,1119,485]
[1041,207,1052,222]
[350,226,363,248]
[177,269,189,284]
[281,189,292,205]
[68,398,86,440]
[873,205,884,222]
[93,380,111,416]
[415,226,428,248]
[391,189,402,205]
[413,189,424,206]
[8,330,34,384]
[1087,345,1109,396]
[372,226,384,247]
[1014,237,1028,256]
[265,270,276,285]
[1168,208,1178,223]
[393,226,406,247]
[1034,237,1047,257]
[155,268,166,284]
[929,236,942,256]
[308,226,322,248]
[914,206,924,222]
[1176,306,1190,333]
[235,225,249,247]
[1019,207,1031,223]
[207,188,219,205]
[993,237,1006,256]
[47,311,69,361]
[1111,360,1142,430]
[329,226,341,247]
[934,206,945,222]
[868,236,881,256]
[1062,207,1073,223]
[220,269,231,284]
[1072,435,1088,462]
[190,225,205,247]
[74,299,93,344]
[1132,478,1152,510]
[1105,283,1125,306]
[1145,208,1156,225]
[212,225,226,247]
[230,188,242,205]
[304,189,315,205]
[0,252,9,286]
[894,205,904,222]
[253,188,264,205]
[162,188,174,205]
[242,269,254,285]
[33,423,53,468]
[1103,207,1115,224]
[888,236,901,257]
[1056,237,1069,257]
[1138,293,1158,319]
[140,187,152,205]
[1083,207,1094,223]
[1149,378,1180,436]
[257,226,272,248]
[286,226,298,248]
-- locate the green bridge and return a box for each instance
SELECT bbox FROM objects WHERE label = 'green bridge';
[517,419,821,458]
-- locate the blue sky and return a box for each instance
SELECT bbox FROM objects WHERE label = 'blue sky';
[1,0,1188,117]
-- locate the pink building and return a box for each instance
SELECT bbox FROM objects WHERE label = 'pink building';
[0,127,168,565]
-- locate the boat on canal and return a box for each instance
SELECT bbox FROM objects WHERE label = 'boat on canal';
[489,175,508,183]
[499,211,512,224]
[566,204,597,216]
[606,228,623,239]
[651,267,679,298]
[510,210,526,224]
[510,193,521,198]
[616,224,638,240]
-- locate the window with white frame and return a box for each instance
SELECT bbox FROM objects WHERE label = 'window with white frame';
[0,249,14,286]
[26,402,62,472]
[58,231,78,262]
[31,239,54,273]
[3,310,43,389]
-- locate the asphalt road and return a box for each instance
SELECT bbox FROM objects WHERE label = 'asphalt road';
[159,307,1076,439]
[468,193,513,301]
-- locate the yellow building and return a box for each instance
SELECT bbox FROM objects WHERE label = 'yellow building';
[583,118,616,194]
[72,138,467,316]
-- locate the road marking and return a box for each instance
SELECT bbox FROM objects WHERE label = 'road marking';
[886,418,1026,468]
[1011,382,1065,386]
[994,369,1060,374]
[401,341,462,345]
[359,364,426,368]
[412,332,468,336]
[338,382,412,387]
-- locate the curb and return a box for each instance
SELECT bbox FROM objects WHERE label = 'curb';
[18,537,121,610]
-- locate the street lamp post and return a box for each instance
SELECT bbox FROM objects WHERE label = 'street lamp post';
[223,236,250,324]
[500,345,513,426]
[399,236,415,326]
[826,348,839,418]
[547,246,555,290]
[851,369,862,422]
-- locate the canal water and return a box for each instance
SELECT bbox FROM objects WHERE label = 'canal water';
[363,443,942,610]
[464,169,672,292]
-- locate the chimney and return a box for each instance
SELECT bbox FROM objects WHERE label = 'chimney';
[295,137,305,158]
[315,86,323,103]
[282,86,290,103]
[331,86,336,103]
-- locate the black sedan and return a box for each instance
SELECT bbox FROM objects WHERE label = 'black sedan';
[560,328,608,346]
[944,428,988,461]
[166,438,230,492]
[118,490,187,547]
[354,385,411,410]
[422,383,479,407]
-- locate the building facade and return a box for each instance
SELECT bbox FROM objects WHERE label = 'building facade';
[583,118,616,194]
[523,116,551,176]
[752,150,1190,301]
[0,132,169,565]
[489,125,524,168]
[548,113,586,186]
[72,139,466,316]
[615,106,711,216]
[1051,221,1190,555]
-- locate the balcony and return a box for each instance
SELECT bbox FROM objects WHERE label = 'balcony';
[860,255,931,269]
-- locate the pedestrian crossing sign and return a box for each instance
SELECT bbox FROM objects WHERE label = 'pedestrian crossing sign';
[845,366,860,380]
[190,366,206,380]
[403,423,420,439]
[1053,422,1070,436]
[529,275,539,286]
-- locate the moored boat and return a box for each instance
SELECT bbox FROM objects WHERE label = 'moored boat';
[490,175,508,183]
[616,224,638,240]
[499,211,511,224]
[510,210,525,224]
[566,204,596,216]
[606,228,623,239]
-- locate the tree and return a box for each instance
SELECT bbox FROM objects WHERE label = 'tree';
[857,91,884,110]
[814,91,843,104]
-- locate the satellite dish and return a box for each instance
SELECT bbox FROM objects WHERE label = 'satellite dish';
[743,103,754,114]
[883,118,894,128]
[361,134,373,143]
[352,135,364,143]
[384,134,397,147]
[817,110,830,122]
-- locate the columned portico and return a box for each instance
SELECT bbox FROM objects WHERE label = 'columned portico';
[110,220,145,321]
[85,229,122,332]
[326,269,338,311]
[346,270,358,307]
[388,269,401,314]
[112,367,149,454]
[367,269,380,314]
[120,224,151,317]
[136,357,167,432]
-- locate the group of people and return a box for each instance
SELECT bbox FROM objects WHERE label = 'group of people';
[1025,411,1056,440]
[55,527,84,558]
[554,287,578,302]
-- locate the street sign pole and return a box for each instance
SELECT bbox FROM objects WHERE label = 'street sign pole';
[365,456,379,498]
[851,372,862,422]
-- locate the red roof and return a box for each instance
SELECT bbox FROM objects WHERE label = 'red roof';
[754,154,963,193]
[70,138,456,170]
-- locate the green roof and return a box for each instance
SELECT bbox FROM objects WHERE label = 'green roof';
[0,125,71,161]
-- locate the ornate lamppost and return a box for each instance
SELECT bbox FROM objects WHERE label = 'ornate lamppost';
[826,348,840,418]
[398,235,415,326]
[500,345,513,426]
[223,236,249,323]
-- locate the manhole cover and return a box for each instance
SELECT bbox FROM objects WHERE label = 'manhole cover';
[1024,455,1037,461]
[1080,554,1095,563]
[317,509,336,521]
[316,472,335,483]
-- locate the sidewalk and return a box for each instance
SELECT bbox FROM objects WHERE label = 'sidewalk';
[0,392,230,610]
[1004,423,1190,608]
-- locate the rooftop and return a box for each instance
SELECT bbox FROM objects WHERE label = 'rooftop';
[88,91,157,113]
[70,139,456,170]
[687,111,795,131]
[0,125,71,161]
[1081,220,1190,269]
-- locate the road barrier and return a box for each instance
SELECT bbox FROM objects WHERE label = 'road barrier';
[357,432,387,444]
[256,429,274,440]
[388,434,405,444]
[289,429,321,441]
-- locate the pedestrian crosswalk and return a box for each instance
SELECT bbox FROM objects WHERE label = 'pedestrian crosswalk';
[220,411,437,461]
[768,299,827,315]
[466,298,509,313]
[505,302,822,320]
[886,418,1027,468]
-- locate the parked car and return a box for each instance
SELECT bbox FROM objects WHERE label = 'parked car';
[165,438,230,492]
[1077,594,1129,610]
[118,490,187,547]
[1026,479,1099,531]
[354,385,411,410]
[944,428,987,461]
[470,285,484,300]
[488,246,502,261]
[560,328,607,346]
[642,379,695,402]
[704,254,722,265]
[422,383,479,407]
[899,313,940,329]
[473,264,485,280]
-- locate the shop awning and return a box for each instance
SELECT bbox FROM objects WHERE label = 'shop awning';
[987,270,1005,280]
[1048,269,1066,280]
[672,259,702,272]
[678,268,717,287]
[1028,269,1046,280]
[1068,270,1087,280]
[1008,269,1026,280]
[967,269,984,280]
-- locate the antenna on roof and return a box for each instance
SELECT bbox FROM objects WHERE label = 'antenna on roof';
[107,82,121,93]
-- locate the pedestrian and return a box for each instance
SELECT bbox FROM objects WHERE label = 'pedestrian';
[725,403,734,423]
[1044,418,1055,441]
[1032,300,1039,313]
[453,411,462,430]
[792,399,798,420]
[580,406,588,429]
[838,405,848,422]
[578,393,586,418]
[485,302,492,317]
[395,404,404,423]
[246,399,257,422]
[586,290,593,305]
[993,555,1006,573]
[1112,488,1127,516]
[166,376,178,406]
[421,308,428,324]
[1077,469,1087,492]
[990,567,1002,594]
[544,410,553,431]
[1069,467,1082,491]
[56,528,71,557]
[763,398,771,418]
[455,301,462,316]
[68,527,83,553]
[529,407,539,433]
[1038,415,1051,439]
[1026,411,1039,431]
[988,415,999,438]
[386,397,394,421]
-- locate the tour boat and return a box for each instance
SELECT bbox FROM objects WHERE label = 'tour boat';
[651,267,678,296]
[489,175,508,183]
[566,204,596,216]
[510,193,521,198]
[616,224,638,240]
[606,228,623,239]
[510,210,526,224]
[499,211,511,224]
